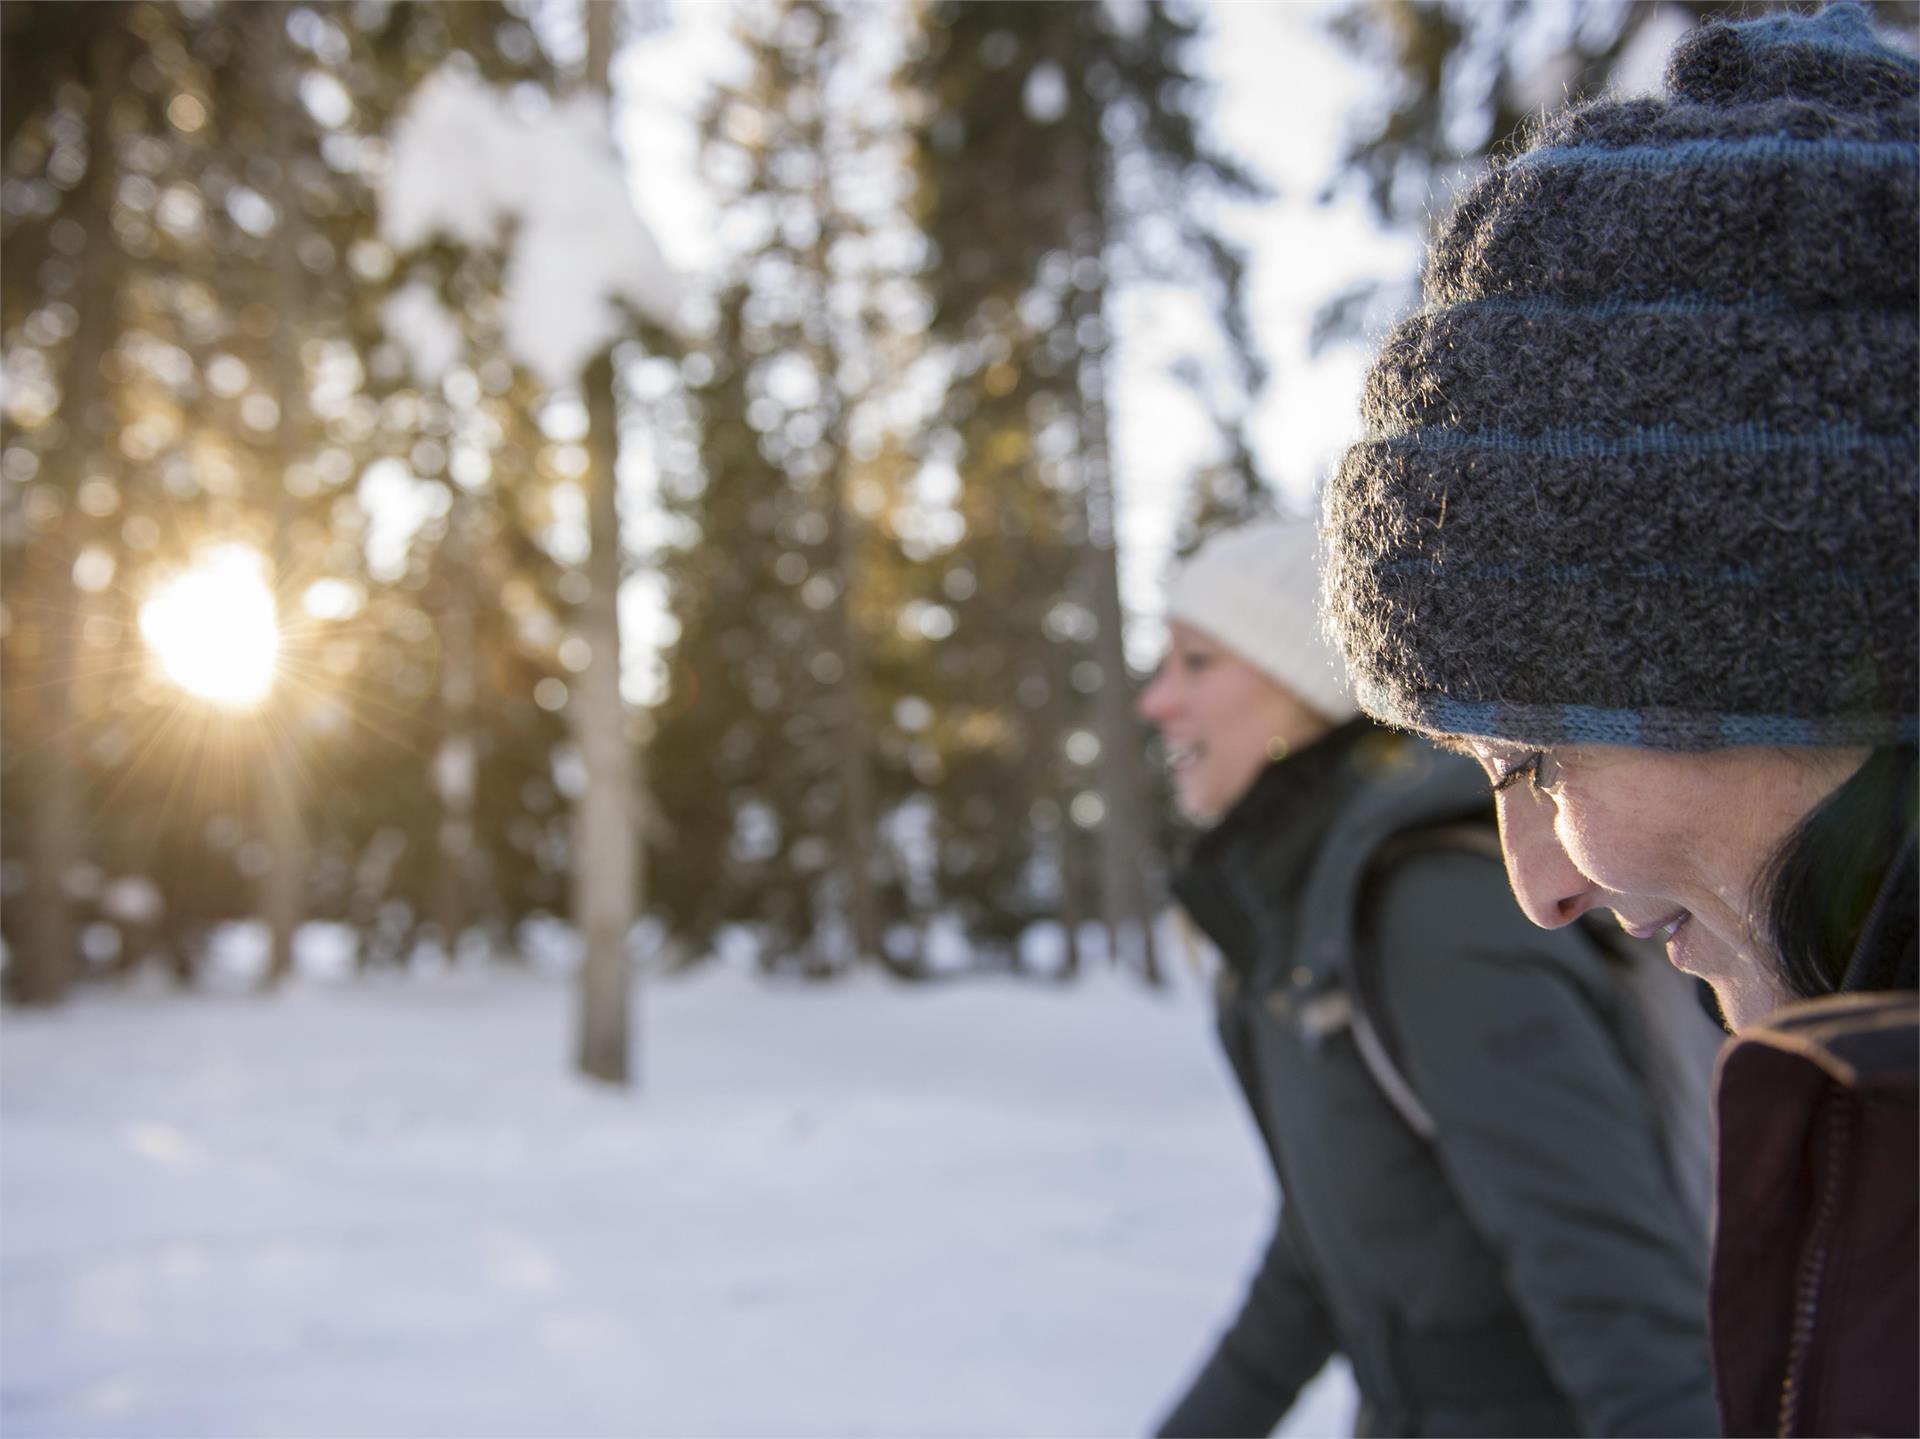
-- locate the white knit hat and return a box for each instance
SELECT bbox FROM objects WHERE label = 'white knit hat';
[1163,516,1359,725]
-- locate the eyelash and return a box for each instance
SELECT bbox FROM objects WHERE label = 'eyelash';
[1492,752,1558,796]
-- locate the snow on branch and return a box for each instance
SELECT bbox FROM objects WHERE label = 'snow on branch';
[379,69,682,390]
[383,280,465,388]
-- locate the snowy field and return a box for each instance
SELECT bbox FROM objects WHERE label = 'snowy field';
[2,963,1356,1437]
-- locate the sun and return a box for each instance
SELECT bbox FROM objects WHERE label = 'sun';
[138,544,282,708]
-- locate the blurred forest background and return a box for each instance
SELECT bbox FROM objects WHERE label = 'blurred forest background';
[5,0,1914,1085]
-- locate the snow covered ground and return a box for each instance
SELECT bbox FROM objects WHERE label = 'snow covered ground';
[2,964,1356,1437]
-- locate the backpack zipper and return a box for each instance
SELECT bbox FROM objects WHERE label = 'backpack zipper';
[1775,1086,1854,1436]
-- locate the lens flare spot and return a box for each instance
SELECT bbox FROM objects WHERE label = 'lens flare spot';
[139,545,280,707]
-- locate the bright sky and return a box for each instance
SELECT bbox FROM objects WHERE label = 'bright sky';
[1118,2,1423,660]
[609,0,1423,691]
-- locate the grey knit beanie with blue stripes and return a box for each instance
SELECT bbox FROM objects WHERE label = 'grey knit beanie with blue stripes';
[1324,3,1919,751]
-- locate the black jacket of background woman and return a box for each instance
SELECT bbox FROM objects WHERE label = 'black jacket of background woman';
[1155,721,1717,1438]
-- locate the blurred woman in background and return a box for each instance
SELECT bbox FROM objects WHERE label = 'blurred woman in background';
[1140,516,1715,1438]
[1320,8,1917,1434]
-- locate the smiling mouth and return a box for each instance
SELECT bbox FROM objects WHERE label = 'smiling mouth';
[1622,911,1691,943]
[1165,742,1205,772]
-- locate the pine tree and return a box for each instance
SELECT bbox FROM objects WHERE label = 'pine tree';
[908,0,1265,980]
[350,1,585,974]
[1315,1,1919,348]
[1,2,154,1002]
[0,0,590,996]
[652,0,931,976]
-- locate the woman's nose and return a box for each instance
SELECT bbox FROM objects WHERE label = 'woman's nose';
[1494,786,1601,929]
[1137,669,1176,725]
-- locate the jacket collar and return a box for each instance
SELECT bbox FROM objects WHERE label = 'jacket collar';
[1287,738,1495,989]
[1171,720,1374,979]
[1188,718,1374,866]
[1170,723,1496,989]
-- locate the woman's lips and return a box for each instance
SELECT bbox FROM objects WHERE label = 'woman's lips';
[1623,910,1690,942]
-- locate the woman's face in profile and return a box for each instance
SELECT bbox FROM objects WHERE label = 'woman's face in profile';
[1137,621,1328,826]
[1454,738,1868,1029]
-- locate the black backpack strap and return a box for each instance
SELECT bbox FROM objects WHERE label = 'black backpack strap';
[1345,822,1504,1143]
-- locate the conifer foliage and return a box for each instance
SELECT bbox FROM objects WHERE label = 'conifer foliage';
[3,0,1281,1011]
[906,0,1266,979]
[1,2,599,1015]
[651,0,934,977]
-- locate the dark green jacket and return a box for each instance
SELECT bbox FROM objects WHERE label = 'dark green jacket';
[1156,724,1717,1438]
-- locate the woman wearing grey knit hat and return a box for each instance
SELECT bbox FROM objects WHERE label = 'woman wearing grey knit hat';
[1140,515,1715,1438]
[1322,5,1917,1435]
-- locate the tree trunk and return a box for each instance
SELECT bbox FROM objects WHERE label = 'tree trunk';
[432,516,477,959]
[566,1,640,1085]
[1043,641,1083,984]
[572,349,636,1085]
[253,3,309,989]
[824,457,882,967]
[1048,87,1160,986]
[787,11,883,975]
[11,15,129,1005]
[1071,261,1161,986]
[255,762,306,979]
[1056,813,1086,983]
[16,547,81,1005]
